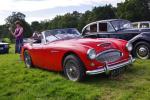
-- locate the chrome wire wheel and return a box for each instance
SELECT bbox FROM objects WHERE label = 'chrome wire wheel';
[63,55,86,82]
[24,50,32,68]
[136,44,150,59]
[65,61,80,81]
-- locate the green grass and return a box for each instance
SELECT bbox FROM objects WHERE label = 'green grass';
[0,45,150,100]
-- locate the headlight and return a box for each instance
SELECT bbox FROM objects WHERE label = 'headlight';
[126,43,133,51]
[87,49,96,60]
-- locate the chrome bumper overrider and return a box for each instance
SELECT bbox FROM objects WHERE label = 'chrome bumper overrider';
[86,55,135,75]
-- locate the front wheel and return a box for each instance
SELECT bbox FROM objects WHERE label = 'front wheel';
[133,41,150,59]
[63,55,86,82]
[24,50,33,68]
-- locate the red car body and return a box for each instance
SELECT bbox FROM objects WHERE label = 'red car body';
[21,28,134,81]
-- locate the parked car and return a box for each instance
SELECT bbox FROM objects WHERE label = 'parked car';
[82,19,150,59]
[21,28,134,81]
[0,39,9,54]
[132,21,150,29]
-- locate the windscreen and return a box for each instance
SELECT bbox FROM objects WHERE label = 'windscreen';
[44,28,81,42]
[110,20,133,31]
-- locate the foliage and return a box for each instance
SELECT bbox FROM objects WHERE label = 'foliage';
[117,0,150,21]
[90,5,116,21]
[0,25,9,39]
[31,21,41,32]
[47,11,82,30]
[0,45,150,99]
[2,38,11,43]
[77,10,92,31]
[22,21,33,37]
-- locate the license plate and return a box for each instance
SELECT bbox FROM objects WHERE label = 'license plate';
[0,47,3,50]
[110,67,126,77]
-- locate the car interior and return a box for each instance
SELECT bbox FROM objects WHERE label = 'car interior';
[99,23,107,32]
[90,24,97,32]
[140,23,149,28]
[84,23,108,34]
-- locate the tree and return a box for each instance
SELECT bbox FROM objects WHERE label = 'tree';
[78,10,92,31]
[0,25,9,38]
[91,5,116,21]
[47,11,82,30]
[31,21,41,32]
[117,0,150,21]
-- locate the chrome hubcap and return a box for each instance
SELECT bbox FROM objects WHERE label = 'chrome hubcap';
[138,47,147,56]
[65,62,79,81]
[69,68,73,72]
[137,45,149,59]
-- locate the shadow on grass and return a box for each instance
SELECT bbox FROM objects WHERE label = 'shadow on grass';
[31,64,135,85]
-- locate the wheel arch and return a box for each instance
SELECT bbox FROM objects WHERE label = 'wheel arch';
[131,39,150,59]
[61,51,86,70]
[22,48,32,61]
[132,39,149,47]
[21,48,28,61]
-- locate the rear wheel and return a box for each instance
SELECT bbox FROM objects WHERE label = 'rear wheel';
[63,55,86,82]
[24,50,33,68]
[134,41,150,59]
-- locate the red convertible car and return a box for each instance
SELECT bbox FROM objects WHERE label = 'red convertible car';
[21,28,134,81]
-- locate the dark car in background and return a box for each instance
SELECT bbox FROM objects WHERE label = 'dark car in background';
[82,19,150,59]
[0,39,9,54]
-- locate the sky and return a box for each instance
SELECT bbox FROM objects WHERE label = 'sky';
[0,0,125,25]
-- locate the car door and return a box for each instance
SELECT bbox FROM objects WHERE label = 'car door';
[41,42,60,70]
[30,43,45,68]
[116,30,140,41]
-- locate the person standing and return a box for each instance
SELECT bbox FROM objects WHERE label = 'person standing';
[9,20,24,54]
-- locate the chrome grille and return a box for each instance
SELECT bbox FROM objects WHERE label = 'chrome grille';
[96,49,122,63]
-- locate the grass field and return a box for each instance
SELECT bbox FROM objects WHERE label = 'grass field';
[0,45,150,100]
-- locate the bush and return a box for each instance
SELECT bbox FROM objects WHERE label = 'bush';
[2,38,11,43]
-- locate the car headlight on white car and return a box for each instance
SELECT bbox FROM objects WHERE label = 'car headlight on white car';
[87,49,96,60]
[126,43,133,52]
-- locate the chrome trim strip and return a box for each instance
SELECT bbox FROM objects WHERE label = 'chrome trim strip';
[97,42,111,47]
[86,55,135,75]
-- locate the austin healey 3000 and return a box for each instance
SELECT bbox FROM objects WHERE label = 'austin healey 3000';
[21,28,134,81]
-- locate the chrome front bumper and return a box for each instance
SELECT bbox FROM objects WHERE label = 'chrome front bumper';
[86,55,135,75]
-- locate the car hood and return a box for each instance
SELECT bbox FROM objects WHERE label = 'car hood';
[50,38,126,51]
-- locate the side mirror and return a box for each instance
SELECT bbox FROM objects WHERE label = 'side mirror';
[30,41,33,46]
